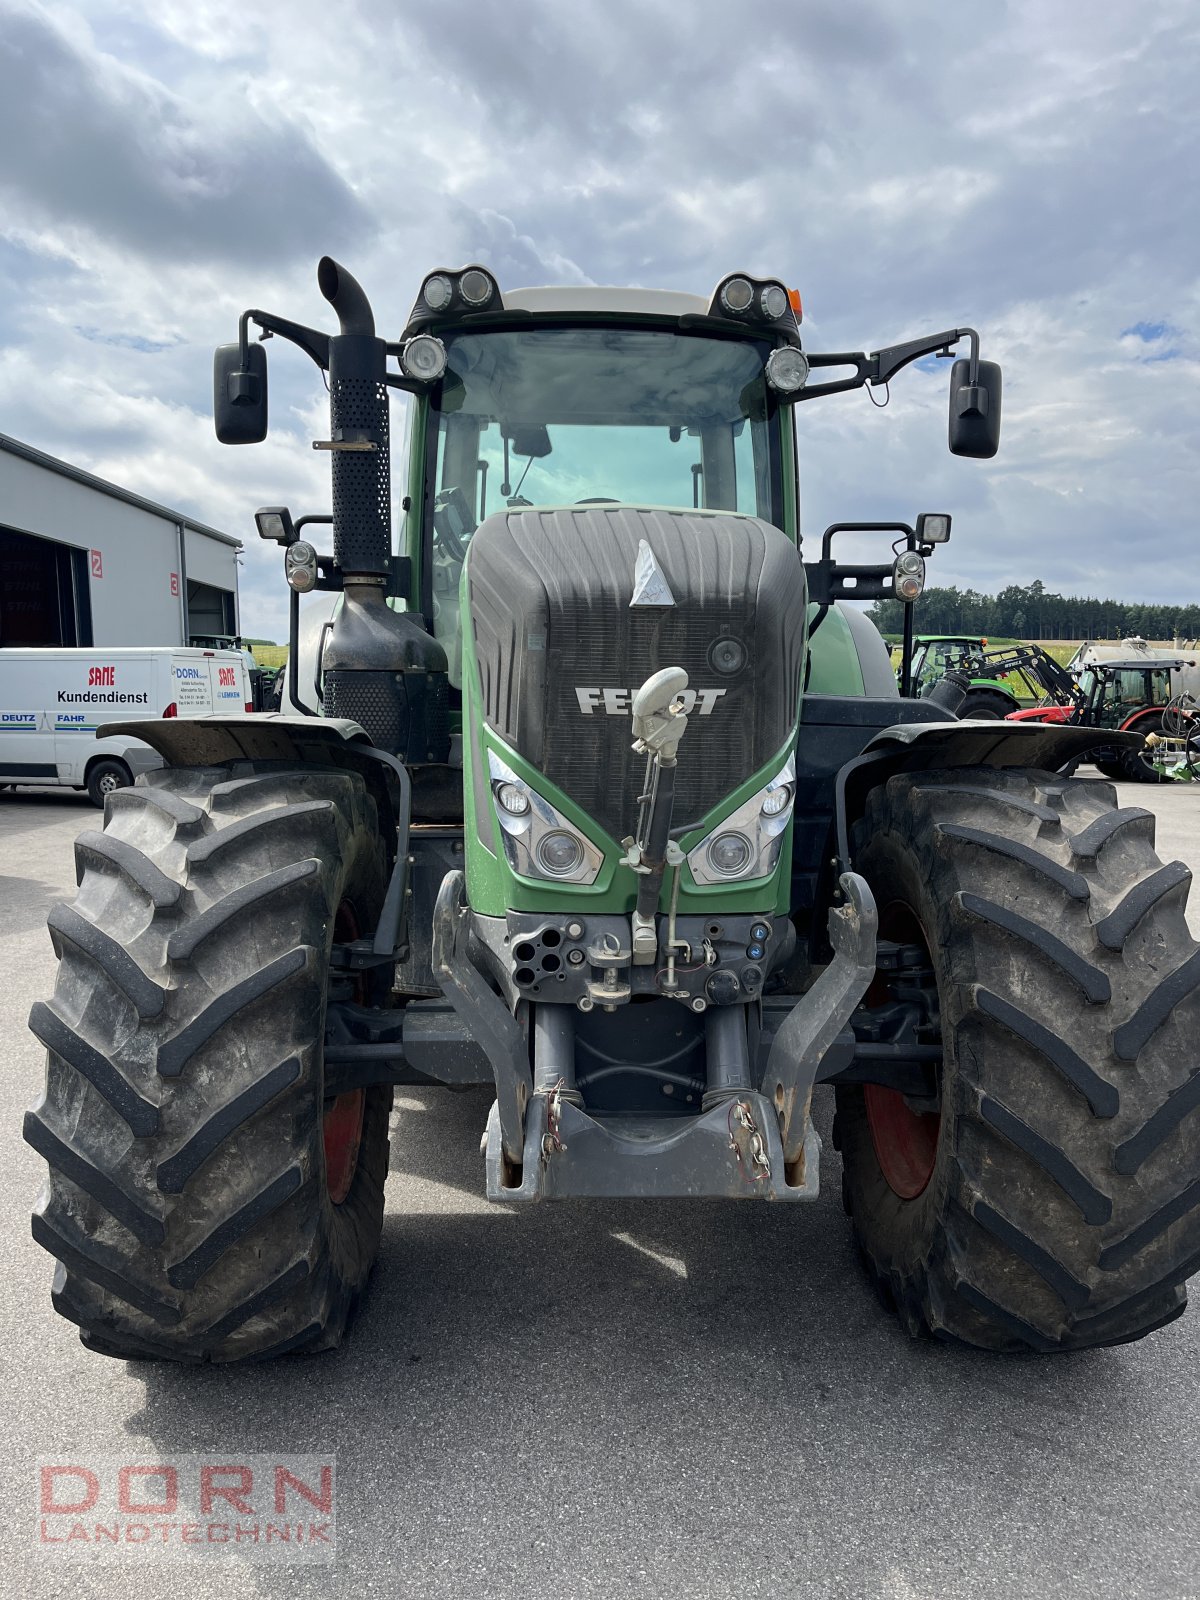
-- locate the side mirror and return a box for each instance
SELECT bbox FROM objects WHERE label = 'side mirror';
[214,342,268,444]
[948,357,1001,458]
[507,424,552,458]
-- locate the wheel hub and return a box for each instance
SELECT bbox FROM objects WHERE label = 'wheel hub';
[862,909,943,1200]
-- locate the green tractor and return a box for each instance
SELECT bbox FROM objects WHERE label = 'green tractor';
[908,634,1046,717]
[25,259,1200,1362]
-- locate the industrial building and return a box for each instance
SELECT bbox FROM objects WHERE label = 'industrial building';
[0,432,241,649]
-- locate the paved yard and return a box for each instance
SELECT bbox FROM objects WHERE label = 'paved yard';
[1,777,1198,1599]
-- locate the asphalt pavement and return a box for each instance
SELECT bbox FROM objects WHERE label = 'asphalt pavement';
[1,776,1198,1600]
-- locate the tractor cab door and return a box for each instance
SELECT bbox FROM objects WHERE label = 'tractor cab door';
[1094,668,1147,728]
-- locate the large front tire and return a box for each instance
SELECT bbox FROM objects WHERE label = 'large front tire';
[836,768,1200,1353]
[25,764,392,1362]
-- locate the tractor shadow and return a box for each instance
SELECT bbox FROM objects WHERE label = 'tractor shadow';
[120,1088,1189,1597]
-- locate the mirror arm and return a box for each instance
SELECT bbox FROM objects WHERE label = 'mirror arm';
[792,351,871,403]
[239,309,330,372]
[869,327,979,386]
[795,329,981,401]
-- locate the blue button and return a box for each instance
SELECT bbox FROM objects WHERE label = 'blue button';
[747,943,765,961]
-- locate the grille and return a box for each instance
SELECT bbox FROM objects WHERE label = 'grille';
[468,507,807,840]
[324,670,403,750]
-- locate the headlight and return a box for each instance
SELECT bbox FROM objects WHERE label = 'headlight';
[496,782,530,816]
[687,754,796,885]
[536,831,585,877]
[761,783,792,817]
[487,752,603,885]
[707,832,753,877]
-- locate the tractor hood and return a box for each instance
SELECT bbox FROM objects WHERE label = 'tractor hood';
[464,505,807,840]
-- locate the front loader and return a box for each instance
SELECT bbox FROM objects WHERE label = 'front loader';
[25,259,1200,1361]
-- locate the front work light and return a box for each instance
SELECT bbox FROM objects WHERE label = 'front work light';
[401,333,448,382]
[760,283,789,320]
[765,346,810,395]
[916,512,952,545]
[255,505,297,546]
[459,267,496,306]
[720,277,755,314]
[421,274,453,312]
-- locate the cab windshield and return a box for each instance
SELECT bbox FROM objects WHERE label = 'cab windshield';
[425,326,785,671]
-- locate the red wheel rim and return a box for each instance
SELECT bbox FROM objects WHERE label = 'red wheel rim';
[864,1084,939,1199]
[864,903,941,1201]
[324,902,366,1206]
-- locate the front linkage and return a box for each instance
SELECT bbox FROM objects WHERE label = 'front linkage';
[433,860,879,1202]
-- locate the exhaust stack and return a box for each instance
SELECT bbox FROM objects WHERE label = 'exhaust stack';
[316,258,449,762]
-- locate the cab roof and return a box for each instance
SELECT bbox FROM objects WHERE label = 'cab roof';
[501,286,710,319]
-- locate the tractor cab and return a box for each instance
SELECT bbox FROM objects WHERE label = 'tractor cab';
[1076,661,1176,728]
[422,298,791,687]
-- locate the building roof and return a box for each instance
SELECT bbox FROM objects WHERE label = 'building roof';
[0,432,242,548]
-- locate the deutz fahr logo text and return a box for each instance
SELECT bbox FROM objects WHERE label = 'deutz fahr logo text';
[575,688,727,715]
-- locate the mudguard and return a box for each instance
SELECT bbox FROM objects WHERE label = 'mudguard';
[105,713,408,839]
[834,719,1144,866]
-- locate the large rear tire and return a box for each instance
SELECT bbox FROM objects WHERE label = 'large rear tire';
[957,690,1017,721]
[836,767,1200,1353]
[25,764,392,1362]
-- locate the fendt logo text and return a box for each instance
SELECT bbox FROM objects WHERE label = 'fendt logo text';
[575,687,727,715]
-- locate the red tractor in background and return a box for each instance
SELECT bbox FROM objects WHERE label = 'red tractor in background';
[1006,654,1194,782]
[923,641,1194,781]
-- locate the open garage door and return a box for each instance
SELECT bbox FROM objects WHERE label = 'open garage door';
[0,527,92,648]
[186,578,236,640]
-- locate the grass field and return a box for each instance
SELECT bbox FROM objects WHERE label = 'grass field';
[253,644,288,669]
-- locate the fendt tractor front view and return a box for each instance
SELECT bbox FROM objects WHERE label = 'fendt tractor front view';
[24,257,1200,1362]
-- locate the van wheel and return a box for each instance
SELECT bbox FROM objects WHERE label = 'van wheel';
[86,759,132,808]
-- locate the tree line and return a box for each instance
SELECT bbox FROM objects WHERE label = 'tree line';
[867,581,1200,642]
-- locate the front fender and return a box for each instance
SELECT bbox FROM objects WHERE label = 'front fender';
[105,713,407,840]
[834,719,1143,867]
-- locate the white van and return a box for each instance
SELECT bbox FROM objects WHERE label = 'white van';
[0,647,253,806]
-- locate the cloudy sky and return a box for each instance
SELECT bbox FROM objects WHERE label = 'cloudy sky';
[0,0,1196,641]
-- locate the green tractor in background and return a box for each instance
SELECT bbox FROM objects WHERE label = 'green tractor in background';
[25,258,1200,1362]
[908,634,1047,717]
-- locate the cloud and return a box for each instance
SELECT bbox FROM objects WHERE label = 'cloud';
[0,4,369,267]
[0,0,1194,642]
